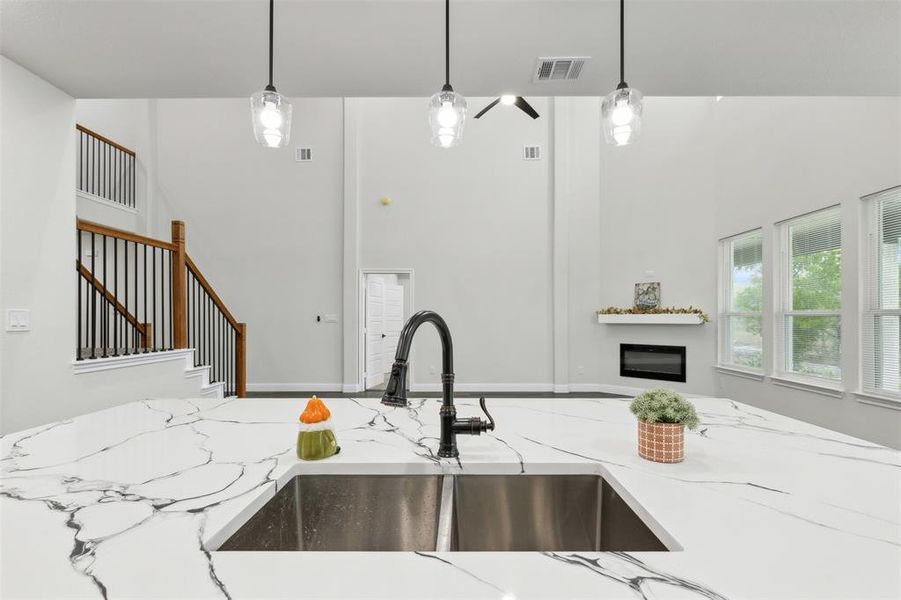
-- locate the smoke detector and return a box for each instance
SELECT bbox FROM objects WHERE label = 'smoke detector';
[533,57,589,82]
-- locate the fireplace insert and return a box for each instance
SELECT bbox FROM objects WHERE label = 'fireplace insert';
[620,344,686,383]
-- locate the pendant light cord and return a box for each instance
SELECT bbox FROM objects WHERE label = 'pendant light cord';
[268,0,275,89]
[619,0,625,86]
[445,0,450,87]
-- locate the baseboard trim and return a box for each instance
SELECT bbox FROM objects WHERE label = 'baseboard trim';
[247,383,344,393]
[246,382,669,397]
[410,383,555,393]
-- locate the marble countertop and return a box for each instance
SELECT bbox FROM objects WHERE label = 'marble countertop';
[1,395,899,599]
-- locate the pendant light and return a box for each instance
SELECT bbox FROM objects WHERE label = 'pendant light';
[602,0,642,146]
[428,0,467,148]
[250,0,292,148]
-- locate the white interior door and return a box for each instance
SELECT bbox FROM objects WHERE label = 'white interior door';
[365,277,385,388]
[382,284,404,375]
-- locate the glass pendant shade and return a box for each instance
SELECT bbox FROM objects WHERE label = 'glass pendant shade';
[602,87,642,146]
[428,87,467,148]
[250,89,293,148]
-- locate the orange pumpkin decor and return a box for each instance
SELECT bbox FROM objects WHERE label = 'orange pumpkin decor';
[299,395,331,424]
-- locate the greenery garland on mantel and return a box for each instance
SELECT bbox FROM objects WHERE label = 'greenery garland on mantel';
[597,306,710,323]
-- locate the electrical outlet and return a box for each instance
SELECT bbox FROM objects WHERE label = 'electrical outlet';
[6,309,31,332]
[576,365,585,375]
[429,365,436,375]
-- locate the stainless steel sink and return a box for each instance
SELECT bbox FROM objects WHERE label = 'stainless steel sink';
[451,475,667,551]
[218,475,445,551]
[218,474,667,552]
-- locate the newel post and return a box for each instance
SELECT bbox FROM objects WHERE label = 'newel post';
[171,220,188,349]
[236,323,247,398]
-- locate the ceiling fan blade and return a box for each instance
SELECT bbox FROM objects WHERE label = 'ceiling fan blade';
[514,97,540,119]
[474,98,501,119]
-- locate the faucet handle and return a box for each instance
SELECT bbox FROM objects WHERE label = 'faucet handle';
[479,397,495,432]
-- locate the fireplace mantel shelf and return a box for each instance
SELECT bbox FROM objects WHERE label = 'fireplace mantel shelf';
[597,313,706,325]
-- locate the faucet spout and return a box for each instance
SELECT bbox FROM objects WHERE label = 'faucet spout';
[381,310,454,408]
[380,310,495,458]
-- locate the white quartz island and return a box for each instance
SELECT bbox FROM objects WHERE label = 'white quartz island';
[1,396,899,599]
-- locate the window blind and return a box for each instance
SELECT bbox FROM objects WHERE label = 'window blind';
[862,187,901,397]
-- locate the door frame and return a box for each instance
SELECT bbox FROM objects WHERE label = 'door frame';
[358,268,414,392]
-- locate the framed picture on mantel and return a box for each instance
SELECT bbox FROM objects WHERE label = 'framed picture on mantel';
[634,282,661,308]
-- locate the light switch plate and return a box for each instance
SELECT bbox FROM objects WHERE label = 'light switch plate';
[6,309,31,332]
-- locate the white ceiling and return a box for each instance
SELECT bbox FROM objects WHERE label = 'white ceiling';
[1,0,898,99]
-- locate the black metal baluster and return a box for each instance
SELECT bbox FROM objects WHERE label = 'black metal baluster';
[89,233,96,358]
[195,276,200,366]
[100,235,107,357]
[113,237,118,355]
[143,244,147,353]
[152,246,157,351]
[77,232,82,360]
[161,250,167,350]
[124,240,129,355]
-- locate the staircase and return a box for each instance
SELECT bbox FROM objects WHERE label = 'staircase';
[75,124,245,397]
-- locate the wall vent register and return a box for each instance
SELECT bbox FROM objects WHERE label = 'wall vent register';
[533,57,588,82]
[295,147,313,162]
[621,344,687,383]
[523,145,541,160]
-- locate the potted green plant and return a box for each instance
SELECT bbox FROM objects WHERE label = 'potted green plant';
[629,388,699,463]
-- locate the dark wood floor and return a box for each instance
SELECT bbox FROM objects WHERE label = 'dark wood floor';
[246,390,627,399]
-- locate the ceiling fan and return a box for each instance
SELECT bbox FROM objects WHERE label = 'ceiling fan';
[474,95,540,120]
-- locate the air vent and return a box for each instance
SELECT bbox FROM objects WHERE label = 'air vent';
[523,145,541,161]
[295,147,313,162]
[534,57,589,82]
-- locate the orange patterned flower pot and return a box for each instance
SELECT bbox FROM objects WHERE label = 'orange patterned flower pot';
[637,421,685,463]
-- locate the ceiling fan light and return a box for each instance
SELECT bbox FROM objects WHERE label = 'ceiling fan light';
[500,95,516,106]
[602,87,642,146]
[429,88,467,148]
[250,89,293,148]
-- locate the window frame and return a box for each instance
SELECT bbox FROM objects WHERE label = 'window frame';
[774,205,843,384]
[717,229,764,373]
[861,187,901,401]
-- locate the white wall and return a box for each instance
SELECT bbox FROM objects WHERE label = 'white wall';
[152,98,345,389]
[356,98,554,387]
[1,56,78,431]
[712,97,901,447]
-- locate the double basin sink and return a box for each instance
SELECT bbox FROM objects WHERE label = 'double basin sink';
[218,475,668,552]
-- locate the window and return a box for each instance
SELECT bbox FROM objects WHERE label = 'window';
[719,230,764,371]
[862,187,901,398]
[776,207,842,382]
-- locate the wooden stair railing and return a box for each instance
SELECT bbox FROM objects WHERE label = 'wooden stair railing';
[75,218,246,397]
[77,124,137,209]
[76,261,151,350]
